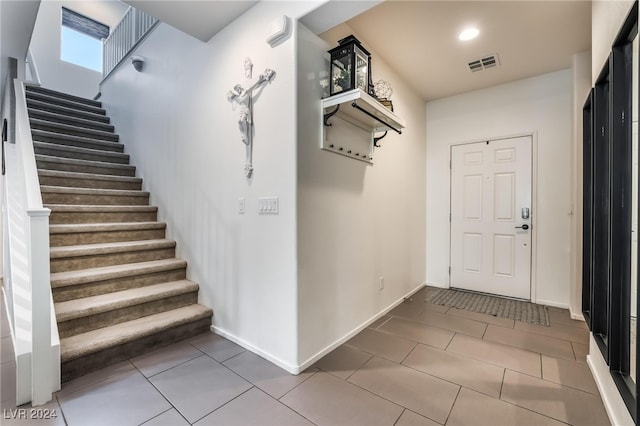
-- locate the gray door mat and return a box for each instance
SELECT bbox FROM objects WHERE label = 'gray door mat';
[426,288,550,326]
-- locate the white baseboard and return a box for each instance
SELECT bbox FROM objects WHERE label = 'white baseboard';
[213,283,427,375]
[569,307,586,322]
[535,299,569,310]
[211,326,300,374]
[586,334,634,426]
[296,283,427,372]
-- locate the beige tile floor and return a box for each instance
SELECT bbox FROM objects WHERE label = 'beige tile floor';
[0,286,610,425]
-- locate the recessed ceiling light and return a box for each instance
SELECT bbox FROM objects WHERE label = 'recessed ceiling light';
[459,28,479,41]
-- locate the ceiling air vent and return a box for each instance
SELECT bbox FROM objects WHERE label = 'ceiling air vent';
[467,54,500,72]
[468,60,483,72]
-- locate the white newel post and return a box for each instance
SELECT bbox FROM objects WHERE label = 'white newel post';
[28,207,52,406]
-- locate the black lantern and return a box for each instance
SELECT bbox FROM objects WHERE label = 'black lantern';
[328,35,375,97]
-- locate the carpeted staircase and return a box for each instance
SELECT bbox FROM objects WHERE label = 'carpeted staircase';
[26,85,213,382]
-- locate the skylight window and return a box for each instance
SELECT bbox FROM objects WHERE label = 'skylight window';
[60,7,109,73]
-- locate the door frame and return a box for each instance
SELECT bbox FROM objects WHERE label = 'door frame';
[448,132,539,303]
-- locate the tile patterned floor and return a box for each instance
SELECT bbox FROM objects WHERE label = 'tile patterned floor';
[0,286,609,425]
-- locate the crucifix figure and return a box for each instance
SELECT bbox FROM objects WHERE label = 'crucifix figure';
[227,57,276,178]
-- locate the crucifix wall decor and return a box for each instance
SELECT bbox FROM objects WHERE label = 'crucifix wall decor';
[227,57,276,179]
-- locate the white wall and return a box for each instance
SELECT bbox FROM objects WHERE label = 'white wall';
[296,22,426,365]
[426,70,573,307]
[1,0,40,101]
[592,0,635,83]
[29,0,128,98]
[100,1,325,372]
[100,0,425,370]
[570,50,592,319]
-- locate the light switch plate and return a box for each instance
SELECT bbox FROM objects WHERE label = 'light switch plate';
[258,197,279,214]
[238,198,245,214]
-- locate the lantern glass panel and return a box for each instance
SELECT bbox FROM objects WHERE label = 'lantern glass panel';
[355,46,368,92]
[331,50,353,94]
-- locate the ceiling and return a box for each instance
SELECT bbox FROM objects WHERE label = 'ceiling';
[124,1,591,101]
[3,1,590,105]
[124,0,259,42]
[321,1,592,101]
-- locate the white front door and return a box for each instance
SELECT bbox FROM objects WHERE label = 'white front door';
[450,136,532,300]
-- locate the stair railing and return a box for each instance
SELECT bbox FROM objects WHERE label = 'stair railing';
[102,6,159,79]
[25,49,41,86]
[2,77,60,406]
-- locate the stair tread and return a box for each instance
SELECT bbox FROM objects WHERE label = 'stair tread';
[38,170,141,183]
[50,239,176,258]
[29,109,113,131]
[51,258,188,288]
[28,99,109,123]
[36,88,211,378]
[31,130,122,151]
[30,118,117,139]
[50,222,166,234]
[46,204,157,212]
[26,85,102,107]
[55,280,199,322]
[60,304,212,362]
[36,154,135,170]
[41,185,149,197]
[26,91,105,115]
[34,141,129,159]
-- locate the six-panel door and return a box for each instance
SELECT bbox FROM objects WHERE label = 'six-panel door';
[450,136,532,300]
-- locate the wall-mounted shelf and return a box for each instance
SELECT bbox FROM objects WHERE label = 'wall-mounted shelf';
[321,89,406,164]
[323,89,406,133]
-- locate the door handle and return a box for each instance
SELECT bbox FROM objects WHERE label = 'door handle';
[515,224,530,230]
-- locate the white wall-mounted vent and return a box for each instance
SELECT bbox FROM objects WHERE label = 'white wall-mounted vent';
[467,54,500,72]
